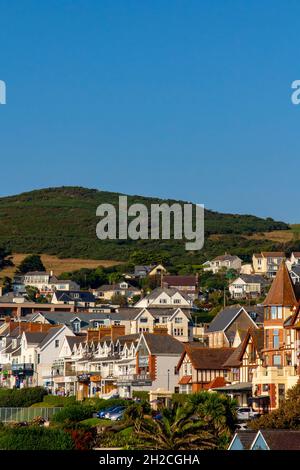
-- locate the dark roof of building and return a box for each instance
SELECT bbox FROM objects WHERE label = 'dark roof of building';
[24,331,49,344]
[223,327,264,367]
[232,431,257,450]
[179,345,234,370]
[232,274,267,284]
[258,430,300,450]
[39,326,64,348]
[65,336,84,349]
[162,275,197,287]
[206,306,243,333]
[290,264,300,276]
[263,262,297,306]
[142,333,184,355]
[54,291,95,303]
[244,305,264,324]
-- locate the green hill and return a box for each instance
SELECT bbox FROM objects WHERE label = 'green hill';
[0,186,290,266]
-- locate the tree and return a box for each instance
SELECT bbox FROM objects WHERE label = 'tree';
[0,247,13,271]
[110,293,128,307]
[2,276,12,294]
[18,254,45,274]
[188,391,236,444]
[134,402,216,450]
[25,286,39,302]
[250,382,300,430]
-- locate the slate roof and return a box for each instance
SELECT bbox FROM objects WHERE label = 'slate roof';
[232,274,267,284]
[206,306,243,333]
[142,333,184,355]
[54,291,95,303]
[24,332,49,344]
[39,326,64,348]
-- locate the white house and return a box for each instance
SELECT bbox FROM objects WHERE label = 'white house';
[229,274,267,299]
[203,254,242,274]
[134,287,192,309]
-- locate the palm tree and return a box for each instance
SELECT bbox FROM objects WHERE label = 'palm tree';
[188,391,237,446]
[134,403,216,450]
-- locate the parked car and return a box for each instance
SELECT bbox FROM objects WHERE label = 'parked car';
[104,406,126,419]
[97,406,119,419]
[235,422,248,431]
[109,407,126,421]
[236,406,260,421]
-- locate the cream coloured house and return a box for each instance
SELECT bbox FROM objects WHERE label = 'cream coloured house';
[252,252,285,278]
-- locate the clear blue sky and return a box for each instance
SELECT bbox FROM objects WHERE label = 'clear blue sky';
[0,0,299,222]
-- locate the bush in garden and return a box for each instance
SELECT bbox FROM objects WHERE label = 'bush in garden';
[0,387,47,407]
[51,404,94,423]
[43,395,76,407]
[83,397,129,412]
[0,426,74,450]
[132,391,149,401]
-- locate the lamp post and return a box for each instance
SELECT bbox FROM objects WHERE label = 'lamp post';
[167,369,170,391]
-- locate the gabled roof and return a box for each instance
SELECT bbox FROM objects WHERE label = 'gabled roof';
[24,331,49,344]
[206,305,243,333]
[223,327,264,367]
[263,262,297,306]
[229,431,257,450]
[178,344,234,371]
[54,291,95,303]
[39,326,65,349]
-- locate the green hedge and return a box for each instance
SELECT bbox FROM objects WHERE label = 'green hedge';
[43,395,76,407]
[82,397,129,412]
[52,404,94,423]
[0,387,47,407]
[132,391,149,401]
[0,426,74,450]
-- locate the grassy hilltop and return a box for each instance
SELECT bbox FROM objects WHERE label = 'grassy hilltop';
[0,186,292,265]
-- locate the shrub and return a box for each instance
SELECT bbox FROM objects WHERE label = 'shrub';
[83,397,129,412]
[132,391,149,401]
[171,393,189,405]
[0,387,47,407]
[43,395,76,407]
[0,426,74,450]
[52,404,93,424]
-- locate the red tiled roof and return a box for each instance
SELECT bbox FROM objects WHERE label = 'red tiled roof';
[177,344,234,371]
[204,376,227,389]
[263,261,297,306]
[178,375,192,385]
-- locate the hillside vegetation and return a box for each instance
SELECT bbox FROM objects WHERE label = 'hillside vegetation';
[0,186,291,265]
